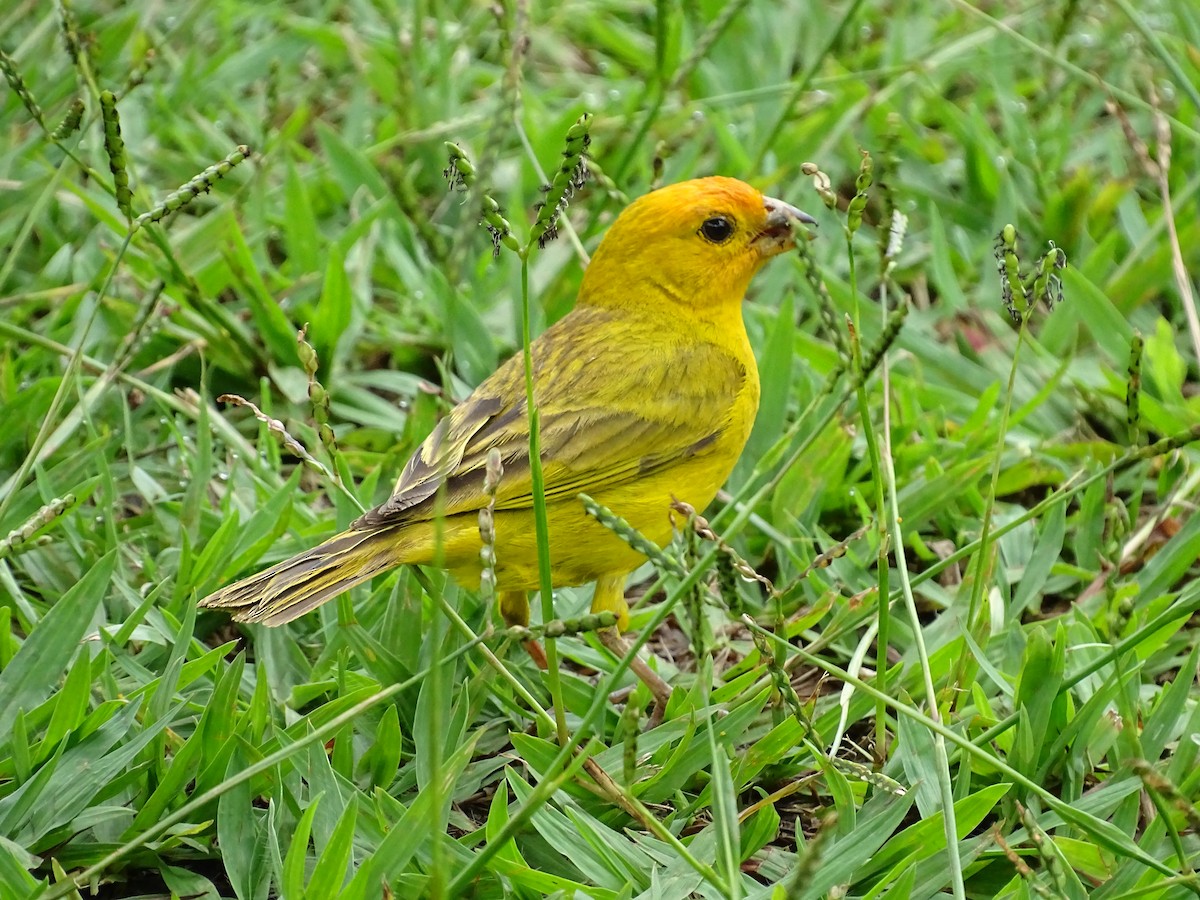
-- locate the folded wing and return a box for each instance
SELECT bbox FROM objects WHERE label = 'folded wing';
[354,312,747,530]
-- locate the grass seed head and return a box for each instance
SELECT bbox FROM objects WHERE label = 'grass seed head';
[134,145,251,230]
[529,112,592,250]
[802,161,838,211]
[0,48,45,127]
[50,97,84,141]
[480,196,518,257]
[58,0,83,64]
[847,149,872,234]
[994,224,1022,322]
[100,91,133,221]
[443,142,475,191]
[0,494,77,561]
[1028,241,1067,312]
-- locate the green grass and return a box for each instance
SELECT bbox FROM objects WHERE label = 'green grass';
[3,0,1200,897]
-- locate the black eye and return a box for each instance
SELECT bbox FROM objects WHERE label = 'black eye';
[699,216,734,244]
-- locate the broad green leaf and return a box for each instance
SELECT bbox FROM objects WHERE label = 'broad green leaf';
[284,796,322,900]
[1010,502,1065,616]
[704,663,741,899]
[821,757,858,836]
[0,836,41,896]
[282,153,320,273]
[483,779,525,868]
[309,242,352,370]
[1141,639,1200,761]
[3,697,174,846]
[507,769,626,890]
[344,735,479,897]
[34,648,91,768]
[740,804,781,862]
[224,217,298,363]
[306,794,358,900]
[0,552,114,740]
[866,783,1012,878]
[794,790,913,900]
[746,291,795,463]
[218,740,268,900]
[194,652,247,795]
[894,698,941,820]
[491,856,620,900]
[159,863,222,900]
[1012,623,1065,777]
[355,702,403,790]
[129,720,207,834]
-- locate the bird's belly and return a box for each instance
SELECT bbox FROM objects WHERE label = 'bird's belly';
[440,450,737,592]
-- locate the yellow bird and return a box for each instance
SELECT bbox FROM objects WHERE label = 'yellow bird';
[200,176,812,710]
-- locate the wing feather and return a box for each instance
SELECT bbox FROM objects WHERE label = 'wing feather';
[354,308,746,530]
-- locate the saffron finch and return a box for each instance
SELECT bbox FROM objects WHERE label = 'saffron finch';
[200,176,812,709]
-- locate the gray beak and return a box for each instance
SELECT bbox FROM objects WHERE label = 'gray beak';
[753,195,816,256]
[763,195,817,230]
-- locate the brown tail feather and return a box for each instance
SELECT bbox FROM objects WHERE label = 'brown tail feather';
[198,526,404,626]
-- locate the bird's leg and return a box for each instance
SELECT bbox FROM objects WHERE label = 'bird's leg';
[593,573,672,727]
[499,589,546,669]
[597,628,672,728]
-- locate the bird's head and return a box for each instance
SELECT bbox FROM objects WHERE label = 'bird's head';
[579,176,814,316]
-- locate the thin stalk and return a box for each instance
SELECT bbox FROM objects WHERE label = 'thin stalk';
[420,569,658,829]
[965,580,1200,756]
[1144,778,1192,880]
[0,319,272,483]
[611,92,666,184]
[946,0,1199,145]
[704,252,907,547]
[0,140,224,511]
[1109,0,1200,115]
[0,231,132,520]
[843,220,894,768]
[518,254,569,745]
[414,568,555,731]
[612,0,750,183]
[702,672,742,900]
[875,283,894,766]
[609,0,671,183]
[446,738,600,893]
[0,152,70,294]
[712,352,1200,775]
[847,215,961,893]
[829,617,879,756]
[426,584,446,900]
[34,638,487,900]
[964,322,1030,634]
[854,364,893,704]
[712,388,848,537]
[443,540,736,897]
[752,0,868,168]
[744,620,1186,883]
[1113,875,1200,900]
[880,363,965,900]
[853,372,892,767]
[1109,170,1200,286]
[901,422,1200,602]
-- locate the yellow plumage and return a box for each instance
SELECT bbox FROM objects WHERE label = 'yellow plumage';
[199,177,811,647]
